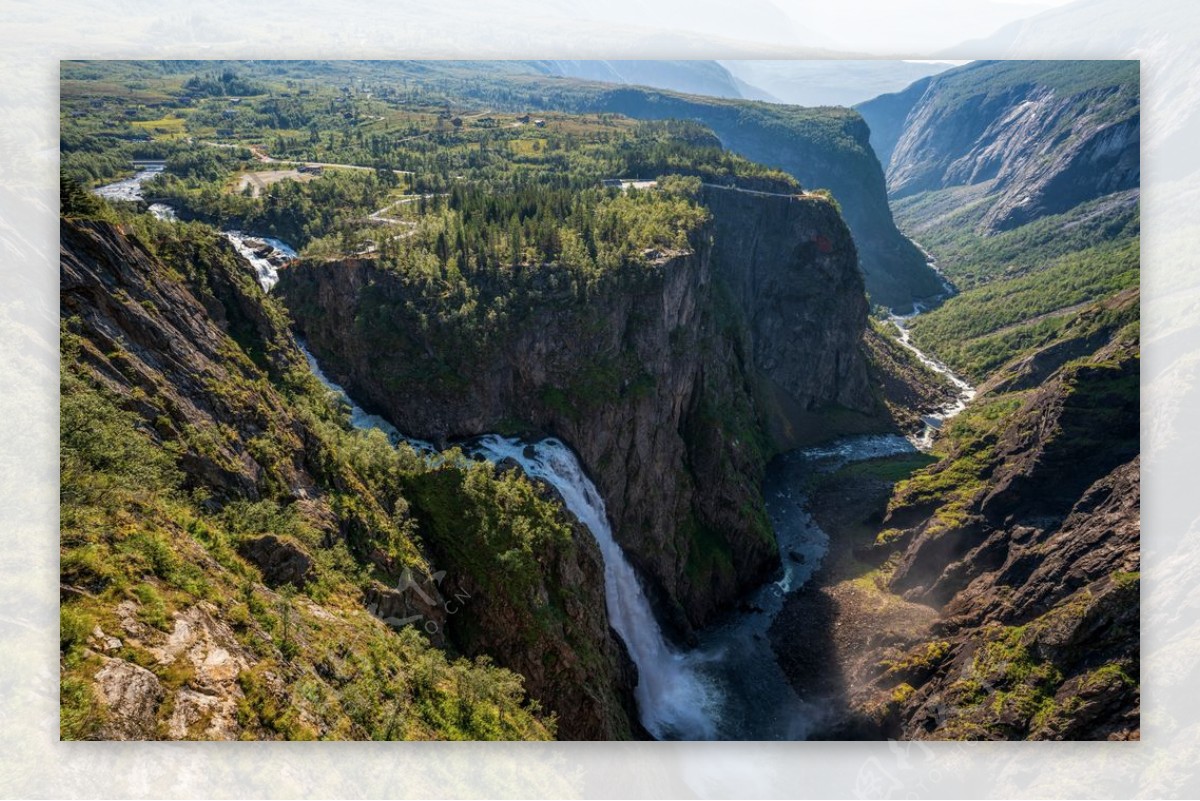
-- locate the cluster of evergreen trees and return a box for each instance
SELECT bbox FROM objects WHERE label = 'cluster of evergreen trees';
[385,181,708,279]
[182,69,265,97]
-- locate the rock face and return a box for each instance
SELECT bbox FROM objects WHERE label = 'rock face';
[279,190,879,633]
[87,601,259,741]
[855,76,934,170]
[238,535,316,589]
[701,185,873,443]
[93,656,165,740]
[577,89,945,310]
[858,60,1140,231]
[875,460,1140,742]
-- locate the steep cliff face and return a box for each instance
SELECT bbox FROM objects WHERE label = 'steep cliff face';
[854,76,933,174]
[860,60,1140,232]
[60,219,315,503]
[60,217,636,740]
[701,185,877,446]
[576,89,944,310]
[279,190,877,633]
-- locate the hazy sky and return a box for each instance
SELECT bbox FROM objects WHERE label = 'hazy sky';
[778,0,1081,53]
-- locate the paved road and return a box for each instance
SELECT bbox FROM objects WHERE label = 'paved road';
[701,182,811,199]
[609,178,810,200]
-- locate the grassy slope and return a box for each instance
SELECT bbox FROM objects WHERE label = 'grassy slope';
[912,60,1139,116]
[61,330,556,741]
[891,185,1138,383]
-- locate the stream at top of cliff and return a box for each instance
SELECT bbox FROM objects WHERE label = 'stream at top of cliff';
[93,170,975,740]
[93,167,297,292]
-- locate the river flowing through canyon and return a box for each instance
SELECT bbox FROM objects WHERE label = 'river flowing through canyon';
[890,246,978,449]
[94,169,978,740]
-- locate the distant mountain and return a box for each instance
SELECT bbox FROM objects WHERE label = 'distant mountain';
[942,0,1197,180]
[526,60,774,101]
[721,60,955,108]
[858,60,1139,231]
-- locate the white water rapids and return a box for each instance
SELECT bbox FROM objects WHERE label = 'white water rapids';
[91,165,296,291]
[890,246,977,450]
[223,232,296,292]
[92,162,166,205]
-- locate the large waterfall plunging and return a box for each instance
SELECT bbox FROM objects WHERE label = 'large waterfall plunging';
[470,435,719,740]
[291,342,720,737]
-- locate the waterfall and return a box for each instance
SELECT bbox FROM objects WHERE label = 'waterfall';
[293,347,718,737]
[223,231,297,293]
[470,435,719,740]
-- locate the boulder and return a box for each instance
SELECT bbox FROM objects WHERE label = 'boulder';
[239,534,315,588]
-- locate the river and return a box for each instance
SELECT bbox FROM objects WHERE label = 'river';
[93,168,974,740]
[890,245,978,449]
[91,164,297,290]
